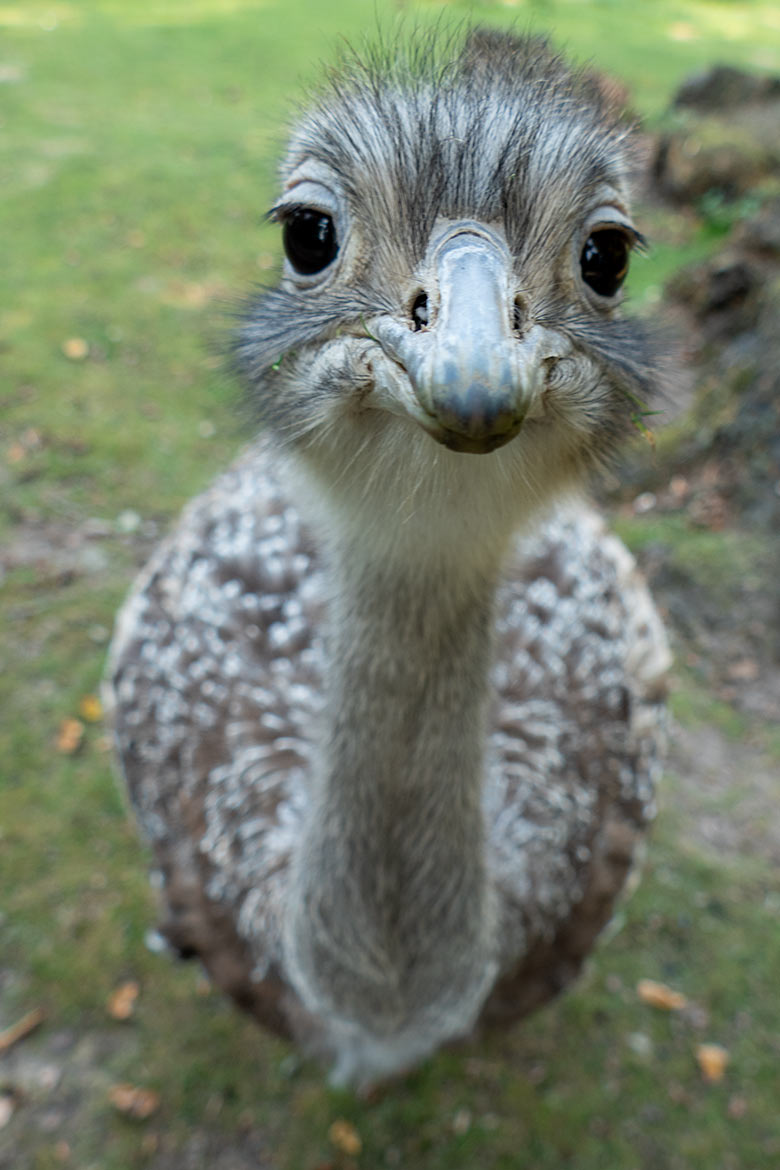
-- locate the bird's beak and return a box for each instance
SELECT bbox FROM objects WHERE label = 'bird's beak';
[371,222,540,454]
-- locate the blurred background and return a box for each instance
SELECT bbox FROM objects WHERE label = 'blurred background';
[1,2,779,1167]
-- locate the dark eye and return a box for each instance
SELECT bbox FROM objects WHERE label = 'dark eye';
[580,228,630,297]
[282,208,338,275]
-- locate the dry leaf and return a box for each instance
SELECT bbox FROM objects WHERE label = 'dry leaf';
[728,1094,748,1119]
[62,337,89,360]
[79,694,103,723]
[107,981,139,1020]
[637,979,688,1011]
[0,1007,45,1053]
[56,718,84,754]
[452,1108,472,1135]
[0,1093,18,1129]
[109,1084,160,1119]
[667,1082,691,1107]
[328,1119,362,1156]
[726,659,759,682]
[667,21,698,41]
[8,429,43,463]
[696,1043,729,1083]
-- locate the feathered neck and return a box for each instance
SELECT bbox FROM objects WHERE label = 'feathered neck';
[281,464,510,1071]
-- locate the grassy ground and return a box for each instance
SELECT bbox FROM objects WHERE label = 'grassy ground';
[2,1,780,1167]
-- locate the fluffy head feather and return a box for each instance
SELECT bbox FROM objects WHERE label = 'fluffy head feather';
[235,30,663,577]
[238,32,656,391]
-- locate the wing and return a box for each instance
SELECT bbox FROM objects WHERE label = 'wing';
[484,505,669,1018]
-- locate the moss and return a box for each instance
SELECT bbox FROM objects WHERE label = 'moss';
[613,512,764,599]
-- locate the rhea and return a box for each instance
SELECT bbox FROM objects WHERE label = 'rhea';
[106,29,669,1088]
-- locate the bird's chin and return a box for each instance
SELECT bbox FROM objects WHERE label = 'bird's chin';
[428,422,525,455]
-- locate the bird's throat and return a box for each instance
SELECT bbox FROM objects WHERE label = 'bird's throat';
[283,546,500,1040]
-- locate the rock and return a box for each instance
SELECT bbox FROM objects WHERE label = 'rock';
[607,76,780,696]
[651,65,780,203]
[673,64,780,112]
[653,109,780,202]
[735,196,780,257]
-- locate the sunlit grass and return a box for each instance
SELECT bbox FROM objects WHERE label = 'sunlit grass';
[2,2,779,1167]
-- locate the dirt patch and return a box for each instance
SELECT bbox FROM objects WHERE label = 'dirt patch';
[667,723,780,865]
[0,1019,276,1170]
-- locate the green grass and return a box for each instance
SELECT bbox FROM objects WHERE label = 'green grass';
[2,2,780,1167]
[613,512,767,600]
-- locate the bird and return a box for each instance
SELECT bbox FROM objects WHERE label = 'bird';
[105,27,670,1089]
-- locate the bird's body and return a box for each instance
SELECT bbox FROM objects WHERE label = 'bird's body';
[107,29,669,1087]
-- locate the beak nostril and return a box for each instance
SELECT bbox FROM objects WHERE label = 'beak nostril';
[411,292,429,331]
[513,296,526,337]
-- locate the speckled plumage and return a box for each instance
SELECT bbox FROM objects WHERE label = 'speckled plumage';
[106,29,670,1086]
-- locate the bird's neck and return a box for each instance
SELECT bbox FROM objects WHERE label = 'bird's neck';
[284,520,503,1046]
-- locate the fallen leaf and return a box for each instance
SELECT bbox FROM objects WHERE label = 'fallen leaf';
[667,1082,691,1106]
[627,1031,653,1058]
[115,508,141,534]
[109,1084,160,1120]
[0,64,25,83]
[696,1043,729,1083]
[158,280,216,309]
[0,1093,18,1129]
[107,981,139,1020]
[62,337,89,360]
[633,492,657,515]
[728,1094,748,1119]
[452,1107,472,1135]
[79,694,103,723]
[667,21,698,41]
[726,659,759,682]
[637,979,688,1011]
[328,1119,362,1156]
[8,429,42,465]
[56,718,84,754]
[37,1064,60,1090]
[0,1007,45,1053]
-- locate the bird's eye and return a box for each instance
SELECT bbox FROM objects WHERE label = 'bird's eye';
[282,208,338,275]
[580,228,630,298]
